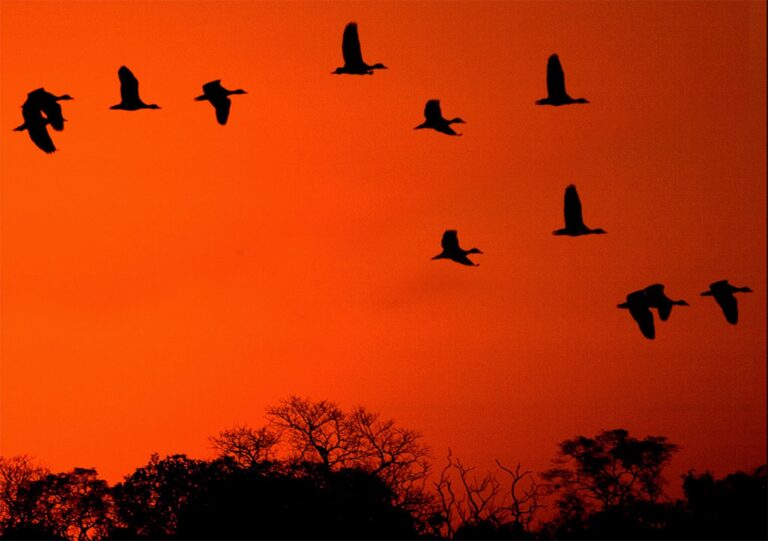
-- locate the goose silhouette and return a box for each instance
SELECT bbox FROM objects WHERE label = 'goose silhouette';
[27,88,73,131]
[618,290,655,339]
[536,54,589,106]
[332,22,387,75]
[13,90,60,153]
[415,100,465,136]
[701,280,753,325]
[643,284,688,321]
[553,185,605,236]
[432,230,482,266]
[195,80,246,125]
[110,66,160,110]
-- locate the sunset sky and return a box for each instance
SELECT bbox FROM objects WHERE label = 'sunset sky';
[1,1,765,493]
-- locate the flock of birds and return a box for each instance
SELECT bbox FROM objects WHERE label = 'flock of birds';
[12,22,754,340]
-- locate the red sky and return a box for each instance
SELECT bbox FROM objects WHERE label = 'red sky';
[1,1,765,493]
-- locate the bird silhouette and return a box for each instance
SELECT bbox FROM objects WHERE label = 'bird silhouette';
[432,230,482,266]
[26,88,73,131]
[110,66,160,110]
[618,290,655,339]
[553,185,606,236]
[332,22,387,75]
[643,284,689,321]
[536,54,589,106]
[195,80,247,125]
[13,90,59,153]
[700,280,753,325]
[414,100,465,136]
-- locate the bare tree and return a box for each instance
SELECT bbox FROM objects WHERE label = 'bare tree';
[266,396,360,470]
[349,407,431,508]
[210,425,280,469]
[432,451,542,539]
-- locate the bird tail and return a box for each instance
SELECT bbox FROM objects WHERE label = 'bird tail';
[13,123,26,131]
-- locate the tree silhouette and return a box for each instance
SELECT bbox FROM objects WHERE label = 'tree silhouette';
[432,451,540,540]
[209,426,281,470]
[0,456,49,536]
[680,465,767,540]
[111,454,216,539]
[4,468,114,541]
[542,429,678,539]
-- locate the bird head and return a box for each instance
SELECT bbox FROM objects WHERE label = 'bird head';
[591,228,607,234]
[232,89,247,95]
[370,63,387,70]
[467,248,482,255]
[449,118,466,124]
[59,94,74,100]
[332,67,345,74]
[147,104,161,109]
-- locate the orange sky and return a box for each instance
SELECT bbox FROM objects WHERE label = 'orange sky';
[1,1,765,493]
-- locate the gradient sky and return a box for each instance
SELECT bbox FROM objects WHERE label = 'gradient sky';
[1,1,765,494]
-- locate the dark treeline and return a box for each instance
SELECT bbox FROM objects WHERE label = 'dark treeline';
[0,397,765,540]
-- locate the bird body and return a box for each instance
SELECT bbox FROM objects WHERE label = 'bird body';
[432,230,482,266]
[701,280,753,324]
[26,88,73,131]
[536,54,589,106]
[13,88,72,153]
[333,22,387,75]
[618,290,655,339]
[110,66,160,110]
[643,284,688,321]
[195,80,247,125]
[414,100,465,136]
[553,185,605,236]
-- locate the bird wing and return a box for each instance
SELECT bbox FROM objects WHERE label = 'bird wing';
[27,120,56,153]
[546,54,568,99]
[629,304,655,339]
[212,96,231,125]
[118,66,141,103]
[202,80,223,95]
[424,100,443,123]
[441,230,460,252]
[714,293,739,324]
[342,22,365,66]
[563,185,585,229]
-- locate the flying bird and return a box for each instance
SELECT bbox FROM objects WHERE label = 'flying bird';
[414,100,465,136]
[432,230,482,266]
[618,290,655,340]
[195,80,247,125]
[642,284,688,321]
[110,66,160,110]
[26,88,73,131]
[332,22,387,75]
[553,185,606,236]
[536,54,589,106]
[13,90,64,153]
[700,280,753,325]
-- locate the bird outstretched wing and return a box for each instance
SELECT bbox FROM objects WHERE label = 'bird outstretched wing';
[213,97,231,125]
[424,100,442,122]
[118,66,141,103]
[715,293,739,324]
[202,80,223,95]
[630,304,655,339]
[441,230,460,252]
[546,54,568,99]
[342,22,365,66]
[563,185,585,230]
[27,121,56,154]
